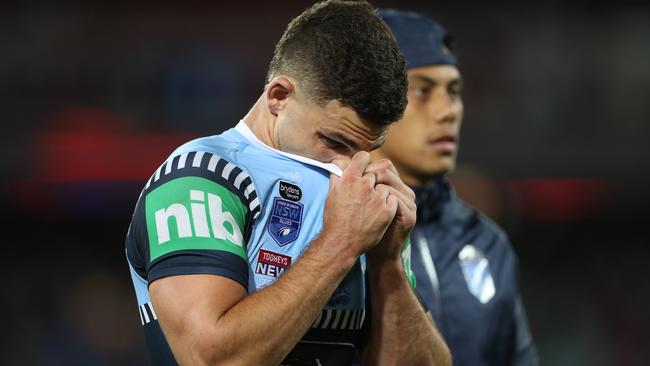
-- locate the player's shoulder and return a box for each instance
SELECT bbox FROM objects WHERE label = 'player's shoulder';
[170,128,246,159]
[142,132,262,220]
[446,197,521,277]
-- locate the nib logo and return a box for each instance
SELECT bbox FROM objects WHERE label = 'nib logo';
[154,189,243,246]
[145,177,248,262]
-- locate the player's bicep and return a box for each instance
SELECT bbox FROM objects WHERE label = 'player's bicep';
[150,274,247,364]
[128,152,262,362]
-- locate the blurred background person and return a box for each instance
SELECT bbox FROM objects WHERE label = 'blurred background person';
[373,9,538,366]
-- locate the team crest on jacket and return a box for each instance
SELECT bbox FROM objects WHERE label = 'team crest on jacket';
[458,244,496,304]
[268,197,303,246]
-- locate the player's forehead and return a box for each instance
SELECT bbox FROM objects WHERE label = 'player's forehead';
[407,64,462,86]
[318,100,389,152]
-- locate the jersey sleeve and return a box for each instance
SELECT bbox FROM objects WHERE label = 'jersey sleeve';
[127,151,261,290]
[401,237,417,289]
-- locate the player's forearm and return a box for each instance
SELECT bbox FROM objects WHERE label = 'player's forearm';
[197,234,356,366]
[362,258,451,366]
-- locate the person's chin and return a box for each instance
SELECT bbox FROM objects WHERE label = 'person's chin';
[422,157,455,178]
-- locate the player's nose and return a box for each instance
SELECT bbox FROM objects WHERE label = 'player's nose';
[431,98,460,125]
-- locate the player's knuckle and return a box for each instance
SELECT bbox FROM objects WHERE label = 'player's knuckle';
[341,174,355,185]
[374,162,389,174]
[362,176,374,188]
[376,170,390,182]
[382,159,395,170]
[357,182,371,195]
[406,187,416,200]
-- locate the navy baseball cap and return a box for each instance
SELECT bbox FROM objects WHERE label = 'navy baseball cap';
[378,9,458,69]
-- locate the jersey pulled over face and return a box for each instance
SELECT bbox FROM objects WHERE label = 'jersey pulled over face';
[274,99,390,166]
[125,121,416,366]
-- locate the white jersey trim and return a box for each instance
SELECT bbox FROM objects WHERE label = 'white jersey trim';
[234,120,343,177]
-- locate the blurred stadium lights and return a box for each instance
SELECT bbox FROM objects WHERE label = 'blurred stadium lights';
[6,107,193,218]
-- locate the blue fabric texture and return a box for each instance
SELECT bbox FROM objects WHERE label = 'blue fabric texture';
[410,178,539,366]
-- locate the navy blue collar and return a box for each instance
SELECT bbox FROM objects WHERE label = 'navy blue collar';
[411,177,453,223]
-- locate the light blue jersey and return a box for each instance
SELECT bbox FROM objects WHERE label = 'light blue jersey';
[125,121,414,365]
[173,121,366,300]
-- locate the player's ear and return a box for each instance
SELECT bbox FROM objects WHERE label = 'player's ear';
[266,77,294,116]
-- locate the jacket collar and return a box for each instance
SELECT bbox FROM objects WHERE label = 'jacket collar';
[411,177,454,223]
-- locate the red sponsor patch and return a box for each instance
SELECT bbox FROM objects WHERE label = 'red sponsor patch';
[258,249,291,267]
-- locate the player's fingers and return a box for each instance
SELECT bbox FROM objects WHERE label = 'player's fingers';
[383,188,414,226]
[376,182,391,201]
[367,158,399,175]
[367,166,415,201]
[376,184,416,211]
[368,166,399,185]
[329,172,340,192]
[342,151,371,179]
[386,193,399,217]
[362,170,377,188]
[403,184,416,202]
[331,158,350,171]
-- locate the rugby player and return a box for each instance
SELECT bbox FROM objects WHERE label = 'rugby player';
[374,9,539,366]
[125,2,450,365]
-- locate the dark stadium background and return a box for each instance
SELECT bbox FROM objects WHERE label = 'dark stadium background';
[2,0,649,364]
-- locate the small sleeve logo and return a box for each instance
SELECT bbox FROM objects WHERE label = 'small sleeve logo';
[279,181,302,202]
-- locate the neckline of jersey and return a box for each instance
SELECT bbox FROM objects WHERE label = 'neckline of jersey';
[234,120,343,177]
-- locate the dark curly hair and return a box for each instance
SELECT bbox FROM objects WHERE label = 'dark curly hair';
[266,0,407,126]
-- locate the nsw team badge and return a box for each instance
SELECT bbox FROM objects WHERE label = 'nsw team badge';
[268,197,303,246]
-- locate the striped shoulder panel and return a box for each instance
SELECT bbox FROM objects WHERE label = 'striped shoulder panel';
[143,151,261,220]
[310,309,366,331]
[138,302,158,325]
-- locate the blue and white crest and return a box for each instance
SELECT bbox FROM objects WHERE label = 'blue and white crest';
[268,197,303,246]
[458,244,496,304]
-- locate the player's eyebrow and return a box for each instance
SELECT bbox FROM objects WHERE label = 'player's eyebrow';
[449,77,463,88]
[409,75,437,86]
[410,74,463,88]
[368,137,386,151]
[327,131,360,151]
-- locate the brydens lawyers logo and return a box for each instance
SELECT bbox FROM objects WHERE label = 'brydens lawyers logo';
[279,181,302,202]
[255,249,291,278]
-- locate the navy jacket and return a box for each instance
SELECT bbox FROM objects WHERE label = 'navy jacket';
[410,178,538,366]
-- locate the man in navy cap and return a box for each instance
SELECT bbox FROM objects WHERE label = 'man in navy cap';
[374,9,539,366]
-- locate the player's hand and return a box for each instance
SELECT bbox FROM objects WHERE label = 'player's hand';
[323,151,398,258]
[364,159,417,262]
